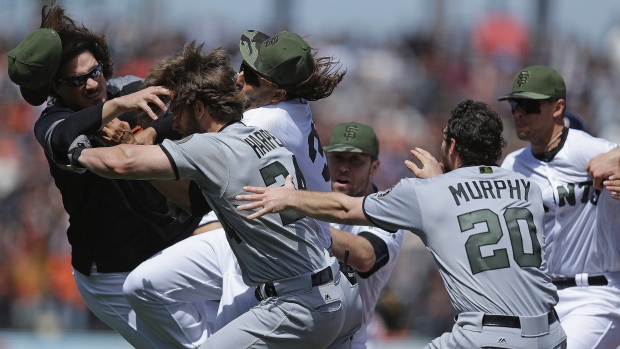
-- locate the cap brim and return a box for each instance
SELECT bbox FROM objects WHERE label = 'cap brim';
[323,144,366,154]
[497,91,554,101]
[20,85,49,106]
[239,30,270,72]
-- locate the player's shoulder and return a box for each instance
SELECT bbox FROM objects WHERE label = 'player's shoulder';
[243,103,292,122]
[566,128,617,155]
[501,146,531,168]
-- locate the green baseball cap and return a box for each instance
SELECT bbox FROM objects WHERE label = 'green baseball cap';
[498,65,566,101]
[8,28,62,106]
[324,122,379,158]
[239,30,315,88]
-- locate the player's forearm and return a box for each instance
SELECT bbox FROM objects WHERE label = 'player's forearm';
[330,227,376,272]
[289,190,368,226]
[77,145,174,180]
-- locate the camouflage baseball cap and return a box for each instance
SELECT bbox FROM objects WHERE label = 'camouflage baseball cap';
[8,28,62,106]
[239,30,315,88]
[498,65,566,101]
[324,122,379,158]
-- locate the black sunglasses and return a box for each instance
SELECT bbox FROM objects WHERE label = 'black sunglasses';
[239,62,276,87]
[509,99,543,115]
[59,63,103,87]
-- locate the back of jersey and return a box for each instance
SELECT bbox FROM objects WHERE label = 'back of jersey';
[162,123,328,285]
[364,165,558,316]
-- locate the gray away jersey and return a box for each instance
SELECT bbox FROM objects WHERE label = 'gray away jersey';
[363,165,558,316]
[161,122,328,285]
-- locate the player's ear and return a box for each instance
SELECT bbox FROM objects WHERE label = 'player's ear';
[194,100,205,120]
[449,138,457,155]
[553,98,565,120]
[369,158,380,177]
[270,88,287,103]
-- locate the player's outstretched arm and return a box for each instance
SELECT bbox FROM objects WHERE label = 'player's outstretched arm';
[404,147,444,178]
[237,175,370,226]
[586,147,620,190]
[75,144,176,180]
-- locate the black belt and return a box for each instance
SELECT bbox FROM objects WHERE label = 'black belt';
[254,266,333,301]
[482,309,559,329]
[551,275,608,288]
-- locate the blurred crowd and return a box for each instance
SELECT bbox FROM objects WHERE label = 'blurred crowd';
[1,6,620,343]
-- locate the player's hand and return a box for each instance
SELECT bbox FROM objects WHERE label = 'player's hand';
[236,174,295,219]
[404,147,444,179]
[107,86,171,121]
[603,175,620,200]
[96,118,137,146]
[586,148,620,190]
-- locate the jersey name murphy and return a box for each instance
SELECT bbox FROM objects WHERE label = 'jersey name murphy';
[243,129,285,159]
[449,179,531,206]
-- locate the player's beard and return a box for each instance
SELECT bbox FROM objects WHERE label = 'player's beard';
[244,89,277,111]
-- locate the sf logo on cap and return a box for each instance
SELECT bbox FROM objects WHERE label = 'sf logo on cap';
[344,125,359,140]
[517,71,530,87]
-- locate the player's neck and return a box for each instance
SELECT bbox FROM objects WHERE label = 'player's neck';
[532,126,565,155]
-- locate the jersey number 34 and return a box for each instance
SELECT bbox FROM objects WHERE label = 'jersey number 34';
[458,207,542,275]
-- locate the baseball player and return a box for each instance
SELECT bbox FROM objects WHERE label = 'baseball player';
[238,100,567,349]
[7,3,199,348]
[499,65,620,348]
[324,122,404,349]
[71,42,362,348]
[119,30,347,347]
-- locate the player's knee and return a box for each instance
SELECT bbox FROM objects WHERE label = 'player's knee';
[123,271,154,306]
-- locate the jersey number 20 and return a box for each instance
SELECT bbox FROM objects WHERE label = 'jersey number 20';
[458,208,542,275]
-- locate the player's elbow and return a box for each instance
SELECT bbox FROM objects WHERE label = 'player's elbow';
[102,145,141,177]
[354,253,377,273]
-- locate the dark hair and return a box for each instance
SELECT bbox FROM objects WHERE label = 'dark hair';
[284,55,345,101]
[143,41,245,124]
[445,100,507,164]
[41,1,113,98]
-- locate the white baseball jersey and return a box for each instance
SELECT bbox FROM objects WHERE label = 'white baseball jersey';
[501,129,620,277]
[243,98,332,248]
[363,165,558,316]
[330,223,403,349]
[161,122,328,284]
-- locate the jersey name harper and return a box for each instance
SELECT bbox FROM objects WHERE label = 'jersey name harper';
[243,129,286,159]
[449,179,531,206]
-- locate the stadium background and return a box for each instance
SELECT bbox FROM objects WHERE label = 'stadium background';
[1,0,620,347]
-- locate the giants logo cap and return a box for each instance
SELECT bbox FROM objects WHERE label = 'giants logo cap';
[498,65,566,101]
[323,122,379,159]
[7,28,62,106]
[239,30,315,88]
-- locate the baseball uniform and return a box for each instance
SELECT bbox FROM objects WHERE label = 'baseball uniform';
[124,122,361,348]
[502,128,620,348]
[124,98,336,347]
[363,165,566,348]
[33,76,199,349]
[330,223,404,349]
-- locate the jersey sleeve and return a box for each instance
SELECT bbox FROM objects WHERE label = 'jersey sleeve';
[363,178,423,233]
[161,135,229,197]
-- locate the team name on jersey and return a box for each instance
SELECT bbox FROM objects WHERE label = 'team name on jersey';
[555,181,599,207]
[448,179,530,206]
[244,129,285,159]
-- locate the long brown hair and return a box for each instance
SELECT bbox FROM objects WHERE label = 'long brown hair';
[284,55,346,101]
[41,0,113,99]
[142,41,246,124]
